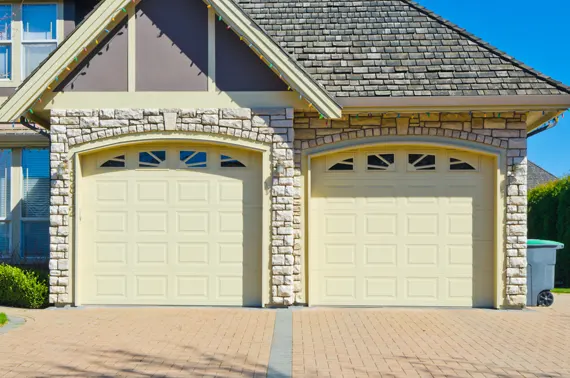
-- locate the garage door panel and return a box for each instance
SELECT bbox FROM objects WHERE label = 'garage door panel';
[96,181,128,203]
[136,181,169,203]
[177,181,210,203]
[80,144,262,306]
[365,277,398,298]
[177,212,209,233]
[135,275,168,298]
[135,243,168,264]
[177,243,209,264]
[94,275,128,298]
[324,214,356,235]
[406,278,439,300]
[406,245,439,266]
[311,147,494,307]
[364,245,397,265]
[136,211,168,233]
[406,214,439,235]
[365,214,397,235]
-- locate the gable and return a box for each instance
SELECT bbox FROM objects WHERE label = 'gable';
[0,0,341,122]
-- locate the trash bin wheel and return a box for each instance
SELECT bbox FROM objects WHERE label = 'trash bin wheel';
[537,290,554,307]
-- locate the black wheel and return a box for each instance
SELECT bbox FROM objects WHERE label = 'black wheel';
[537,290,554,307]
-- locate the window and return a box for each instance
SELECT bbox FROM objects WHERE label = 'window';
[22,4,57,78]
[0,149,11,256]
[180,151,207,168]
[139,151,166,168]
[328,157,354,171]
[450,157,476,171]
[408,154,436,171]
[221,155,245,168]
[367,154,395,171]
[0,5,12,80]
[100,155,126,168]
[22,149,50,258]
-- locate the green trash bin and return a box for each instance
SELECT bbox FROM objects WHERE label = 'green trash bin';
[527,239,565,307]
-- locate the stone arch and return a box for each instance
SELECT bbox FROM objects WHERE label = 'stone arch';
[298,127,508,151]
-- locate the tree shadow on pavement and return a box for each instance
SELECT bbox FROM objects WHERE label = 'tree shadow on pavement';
[298,354,566,378]
[11,344,286,378]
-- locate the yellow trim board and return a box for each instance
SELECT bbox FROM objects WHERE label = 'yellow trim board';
[0,0,133,122]
[45,91,306,109]
[206,0,342,118]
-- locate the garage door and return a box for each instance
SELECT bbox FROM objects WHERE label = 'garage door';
[79,143,262,306]
[310,146,495,307]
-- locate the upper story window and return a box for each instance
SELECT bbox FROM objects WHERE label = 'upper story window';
[22,4,58,78]
[0,5,13,80]
[0,3,58,83]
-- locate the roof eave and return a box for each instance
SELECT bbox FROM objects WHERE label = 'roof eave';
[339,95,570,113]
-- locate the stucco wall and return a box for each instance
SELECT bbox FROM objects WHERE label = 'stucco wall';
[293,111,528,307]
[136,0,209,91]
[49,107,296,306]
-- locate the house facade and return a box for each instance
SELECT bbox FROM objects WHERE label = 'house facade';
[0,0,569,309]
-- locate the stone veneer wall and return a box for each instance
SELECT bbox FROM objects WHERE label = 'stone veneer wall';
[293,111,529,307]
[49,107,298,306]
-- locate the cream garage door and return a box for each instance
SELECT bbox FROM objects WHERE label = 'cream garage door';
[310,147,495,307]
[79,143,262,306]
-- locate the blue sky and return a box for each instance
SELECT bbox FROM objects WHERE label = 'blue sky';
[415,0,570,177]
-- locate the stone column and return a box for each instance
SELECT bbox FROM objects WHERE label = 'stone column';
[506,138,528,307]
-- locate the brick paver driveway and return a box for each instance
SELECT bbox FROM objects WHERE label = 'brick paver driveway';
[1,295,569,377]
[0,308,274,377]
[293,295,570,378]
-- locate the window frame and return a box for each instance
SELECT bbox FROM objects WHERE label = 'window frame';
[20,147,50,260]
[366,152,396,172]
[0,4,13,81]
[20,2,58,80]
[0,1,62,87]
[407,152,438,172]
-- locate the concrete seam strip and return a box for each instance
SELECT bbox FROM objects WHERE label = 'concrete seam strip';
[267,309,293,378]
[0,316,26,335]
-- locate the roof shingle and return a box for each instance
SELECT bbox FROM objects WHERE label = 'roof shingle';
[236,0,570,98]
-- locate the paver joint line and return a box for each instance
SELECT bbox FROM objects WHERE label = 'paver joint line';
[268,309,293,378]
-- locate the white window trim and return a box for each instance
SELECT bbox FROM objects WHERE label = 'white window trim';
[20,2,58,80]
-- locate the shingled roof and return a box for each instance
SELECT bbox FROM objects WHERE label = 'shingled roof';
[237,0,570,98]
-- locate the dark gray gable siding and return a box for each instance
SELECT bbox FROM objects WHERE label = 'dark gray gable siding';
[528,161,559,190]
[236,0,570,98]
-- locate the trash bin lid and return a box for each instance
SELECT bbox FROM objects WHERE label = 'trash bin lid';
[527,239,565,249]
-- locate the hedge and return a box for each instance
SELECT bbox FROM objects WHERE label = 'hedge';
[528,176,570,287]
[0,264,49,309]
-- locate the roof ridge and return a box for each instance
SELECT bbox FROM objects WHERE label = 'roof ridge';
[399,0,570,96]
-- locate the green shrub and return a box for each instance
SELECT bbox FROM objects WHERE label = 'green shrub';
[528,176,570,287]
[0,264,48,309]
